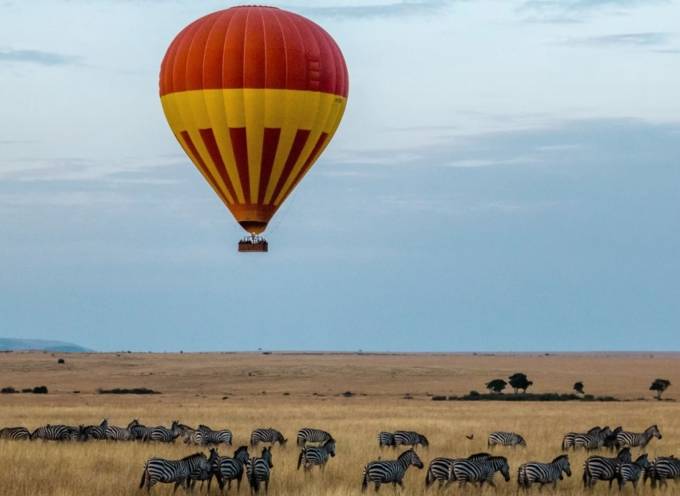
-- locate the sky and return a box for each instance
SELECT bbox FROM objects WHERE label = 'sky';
[1,0,679,352]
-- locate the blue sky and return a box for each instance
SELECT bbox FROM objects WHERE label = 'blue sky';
[1,0,679,351]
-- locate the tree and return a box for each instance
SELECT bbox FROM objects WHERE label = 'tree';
[486,379,507,394]
[650,378,671,400]
[508,373,533,394]
[573,381,585,395]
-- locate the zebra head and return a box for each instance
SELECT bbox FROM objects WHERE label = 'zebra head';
[398,449,424,469]
[323,438,336,457]
[553,454,571,477]
[261,447,274,468]
[208,448,220,465]
[418,434,430,447]
[617,448,632,463]
[234,446,250,463]
[635,454,650,469]
[517,435,527,447]
[648,425,662,440]
[493,457,511,482]
[127,419,140,429]
[276,430,288,446]
[99,419,108,428]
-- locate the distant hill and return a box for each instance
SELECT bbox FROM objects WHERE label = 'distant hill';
[0,338,90,352]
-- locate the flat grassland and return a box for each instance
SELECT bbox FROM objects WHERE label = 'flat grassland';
[1,352,679,495]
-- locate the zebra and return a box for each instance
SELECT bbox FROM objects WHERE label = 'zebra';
[646,456,680,488]
[247,446,274,494]
[148,420,185,443]
[450,455,511,488]
[185,425,233,446]
[250,428,287,448]
[214,446,250,492]
[615,425,662,449]
[394,431,429,449]
[583,447,632,488]
[488,431,526,448]
[517,454,571,490]
[139,452,210,492]
[425,452,491,488]
[574,426,611,450]
[127,419,151,441]
[296,427,332,447]
[378,432,396,448]
[105,424,133,441]
[30,424,77,441]
[0,427,31,440]
[84,419,108,440]
[616,454,649,490]
[189,448,221,490]
[297,437,336,471]
[562,426,601,451]
[603,426,623,451]
[361,449,424,491]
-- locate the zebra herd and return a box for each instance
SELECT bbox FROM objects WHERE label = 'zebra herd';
[2,420,679,492]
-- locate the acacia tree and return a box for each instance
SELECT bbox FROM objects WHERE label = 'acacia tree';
[573,381,585,395]
[508,373,533,394]
[650,378,671,400]
[486,379,507,394]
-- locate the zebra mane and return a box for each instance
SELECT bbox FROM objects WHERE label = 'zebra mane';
[397,449,416,460]
[181,452,206,461]
[551,454,569,464]
[646,424,659,432]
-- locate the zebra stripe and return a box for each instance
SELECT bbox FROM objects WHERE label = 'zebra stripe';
[361,449,423,492]
[378,432,396,448]
[425,452,491,487]
[127,419,151,441]
[583,448,632,488]
[148,421,184,443]
[250,428,287,447]
[296,428,332,447]
[185,425,233,446]
[393,431,429,448]
[573,427,611,450]
[139,452,210,492]
[31,424,78,441]
[615,425,662,449]
[518,454,571,489]
[488,432,526,448]
[297,438,336,471]
[84,420,108,441]
[215,446,250,492]
[0,427,31,440]
[451,456,511,488]
[646,457,680,488]
[616,454,649,490]
[247,447,273,494]
[105,425,133,441]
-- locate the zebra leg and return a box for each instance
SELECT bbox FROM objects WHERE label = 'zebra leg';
[264,479,269,494]
[374,481,381,492]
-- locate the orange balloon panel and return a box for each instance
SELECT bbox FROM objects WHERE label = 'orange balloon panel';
[159,6,349,234]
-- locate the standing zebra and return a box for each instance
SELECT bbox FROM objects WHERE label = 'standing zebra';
[517,454,571,490]
[247,446,274,494]
[185,425,233,446]
[296,428,332,447]
[378,432,396,448]
[139,452,210,493]
[603,426,623,451]
[127,419,151,441]
[615,425,662,449]
[148,420,184,443]
[646,456,680,488]
[250,428,287,448]
[583,447,632,488]
[488,432,526,448]
[0,427,31,440]
[616,454,649,490]
[574,426,611,450]
[189,448,221,490]
[30,424,77,441]
[451,456,511,488]
[297,437,336,471]
[562,426,601,451]
[214,446,250,493]
[425,452,491,488]
[84,419,108,440]
[105,424,133,441]
[394,431,429,449]
[361,449,424,492]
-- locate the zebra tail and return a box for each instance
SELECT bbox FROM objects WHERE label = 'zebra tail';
[361,467,368,492]
[139,462,147,489]
[297,449,304,470]
[425,467,433,487]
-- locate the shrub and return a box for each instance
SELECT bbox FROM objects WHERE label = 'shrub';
[1,386,18,394]
[57,358,65,364]
[97,388,159,395]
[32,386,48,394]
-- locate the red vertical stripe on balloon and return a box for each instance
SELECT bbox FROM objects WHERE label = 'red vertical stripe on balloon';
[179,131,230,205]
[287,133,329,194]
[229,127,251,204]
[269,129,310,204]
[199,128,240,204]
[258,128,281,204]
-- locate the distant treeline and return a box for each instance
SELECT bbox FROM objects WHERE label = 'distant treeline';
[432,392,621,402]
[97,388,160,395]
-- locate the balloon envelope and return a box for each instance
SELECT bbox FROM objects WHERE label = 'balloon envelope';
[160,6,349,235]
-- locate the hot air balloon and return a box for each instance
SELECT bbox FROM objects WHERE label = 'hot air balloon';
[159,6,349,252]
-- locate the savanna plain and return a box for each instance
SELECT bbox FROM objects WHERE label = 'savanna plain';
[1,351,679,495]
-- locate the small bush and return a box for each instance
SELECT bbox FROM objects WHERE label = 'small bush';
[341,391,354,397]
[1,386,18,394]
[57,358,65,364]
[431,395,447,401]
[21,388,32,393]
[97,388,160,395]
[32,386,48,394]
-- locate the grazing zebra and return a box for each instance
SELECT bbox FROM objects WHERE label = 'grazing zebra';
[518,454,571,490]
[562,426,601,450]
[296,428,332,447]
[646,456,680,488]
[250,428,287,448]
[31,424,77,441]
[214,446,250,492]
[615,425,662,449]
[84,419,108,440]
[148,420,184,443]
[297,437,336,471]
[425,452,491,488]
[394,431,429,448]
[139,452,210,492]
[574,426,611,450]
[603,426,622,451]
[583,448,632,488]
[616,454,649,489]
[488,432,526,448]
[127,419,151,441]
[361,449,424,491]
[247,446,274,494]
[378,432,396,448]
[185,425,233,446]
[451,456,511,488]
[105,424,133,441]
[0,427,31,440]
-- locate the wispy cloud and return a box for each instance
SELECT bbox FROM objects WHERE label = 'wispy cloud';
[0,49,80,66]
[297,0,454,19]
[520,0,666,23]
[568,32,670,47]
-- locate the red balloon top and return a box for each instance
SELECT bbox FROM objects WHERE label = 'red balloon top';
[160,6,349,98]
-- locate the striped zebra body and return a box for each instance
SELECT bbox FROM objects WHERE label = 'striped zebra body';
[189,448,221,490]
[603,426,622,451]
[149,421,183,443]
[583,448,632,488]
[615,425,662,449]
[247,447,273,494]
[297,438,336,471]
[488,432,526,448]
[574,427,610,451]
[296,427,332,447]
[215,446,250,492]
[361,449,424,492]
[127,419,151,441]
[518,454,571,489]
[425,453,491,487]
[646,457,680,488]
[616,454,649,489]
[394,431,429,448]
[0,427,31,440]
[105,425,132,441]
[451,456,511,488]
[186,425,233,446]
[562,426,601,450]
[250,428,287,448]
[139,452,210,492]
[378,432,396,448]
[31,424,76,441]
[84,420,108,440]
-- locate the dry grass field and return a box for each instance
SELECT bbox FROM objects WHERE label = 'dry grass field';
[1,352,680,495]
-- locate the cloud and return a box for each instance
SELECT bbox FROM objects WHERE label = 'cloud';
[296,0,454,19]
[520,0,666,22]
[0,49,80,66]
[567,32,670,47]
